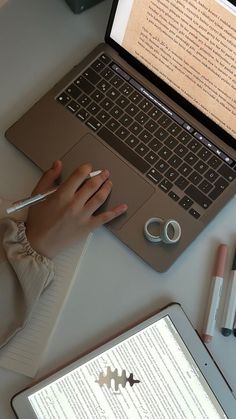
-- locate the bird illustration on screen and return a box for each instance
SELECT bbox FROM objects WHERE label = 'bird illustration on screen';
[95,367,140,391]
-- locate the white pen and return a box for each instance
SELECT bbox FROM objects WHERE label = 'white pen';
[6,170,102,214]
[202,244,228,343]
[221,248,236,337]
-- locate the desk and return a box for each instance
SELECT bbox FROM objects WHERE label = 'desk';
[0,0,236,417]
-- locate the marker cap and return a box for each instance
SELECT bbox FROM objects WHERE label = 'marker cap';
[213,244,228,277]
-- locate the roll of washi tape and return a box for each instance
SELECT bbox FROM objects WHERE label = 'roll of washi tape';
[161,219,181,244]
[144,217,164,243]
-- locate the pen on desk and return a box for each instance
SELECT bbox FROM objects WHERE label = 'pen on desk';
[202,244,228,343]
[6,170,102,214]
[221,248,236,337]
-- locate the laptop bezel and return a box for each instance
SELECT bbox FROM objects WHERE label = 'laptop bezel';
[105,0,236,151]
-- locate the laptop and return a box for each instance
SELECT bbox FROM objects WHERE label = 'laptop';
[5,0,236,272]
[11,303,236,418]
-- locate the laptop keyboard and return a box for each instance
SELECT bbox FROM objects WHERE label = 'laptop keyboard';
[56,53,236,220]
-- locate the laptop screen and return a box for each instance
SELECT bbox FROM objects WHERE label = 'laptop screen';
[27,316,227,418]
[109,0,236,141]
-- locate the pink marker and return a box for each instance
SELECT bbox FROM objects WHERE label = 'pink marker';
[202,244,228,343]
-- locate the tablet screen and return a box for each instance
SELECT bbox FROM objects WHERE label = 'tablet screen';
[27,315,227,418]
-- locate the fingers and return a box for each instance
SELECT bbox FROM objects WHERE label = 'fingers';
[75,169,110,207]
[83,178,112,215]
[91,203,128,229]
[32,160,62,194]
[58,163,92,198]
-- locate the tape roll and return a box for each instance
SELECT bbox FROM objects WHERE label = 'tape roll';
[144,217,164,243]
[161,219,181,244]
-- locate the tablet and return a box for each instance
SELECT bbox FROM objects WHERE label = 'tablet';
[11,303,236,418]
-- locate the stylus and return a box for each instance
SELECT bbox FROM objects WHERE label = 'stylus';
[202,244,228,343]
[221,248,236,337]
[6,170,102,214]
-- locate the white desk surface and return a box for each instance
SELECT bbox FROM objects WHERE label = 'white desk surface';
[0,0,236,417]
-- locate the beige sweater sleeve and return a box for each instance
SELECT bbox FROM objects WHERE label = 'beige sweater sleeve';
[0,218,54,349]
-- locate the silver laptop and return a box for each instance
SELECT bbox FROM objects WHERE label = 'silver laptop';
[5,0,236,272]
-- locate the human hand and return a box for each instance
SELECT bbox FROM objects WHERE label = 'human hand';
[26,160,128,259]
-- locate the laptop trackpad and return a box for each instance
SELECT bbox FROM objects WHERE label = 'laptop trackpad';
[61,134,154,229]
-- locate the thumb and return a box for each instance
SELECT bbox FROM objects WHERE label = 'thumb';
[32,160,62,194]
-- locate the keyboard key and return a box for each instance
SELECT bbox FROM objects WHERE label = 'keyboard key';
[164,135,178,149]
[218,163,236,182]
[110,105,124,119]
[144,119,158,133]
[96,110,110,123]
[198,179,213,193]
[139,99,153,111]
[148,107,162,120]
[91,89,105,103]
[99,127,150,174]
[146,168,162,184]
[135,111,149,124]
[208,155,222,169]
[185,152,198,166]
[175,176,189,190]
[178,163,192,177]
[116,126,129,140]
[149,138,162,152]
[75,76,94,94]
[106,118,120,132]
[179,196,193,210]
[107,87,120,100]
[159,178,173,193]
[168,154,182,169]
[158,146,172,160]
[145,151,159,165]
[188,139,202,152]
[97,80,111,93]
[126,103,139,116]
[135,143,149,157]
[155,127,169,141]
[119,113,133,127]
[116,95,130,108]
[197,147,211,161]
[57,92,70,105]
[188,171,202,185]
[77,94,91,107]
[169,191,180,202]
[87,102,100,115]
[177,131,192,144]
[204,169,219,182]
[76,108,89,121]
[99,54,111,65]
[110,75,124,88]
[167,123,182,136]
[119,83,134,95]
[91,59,105,72]
[130,91,143,104]
[100,98,114,110]
[129,121,143,135]
[155,159,169,173]
[125,134,139,148]
[66,100,80,113]
[185,185,212,209]
[66,84,81,100]
[139,130,153,144]
[194,160,208,174]
[174,143,188,157]
[214,176,229,191]
[100,67,113,80]
[165,168,179,181]
[86,117,101,131]
[82,67,101,84]
[189,208,201,219]
[158,114,172,128]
